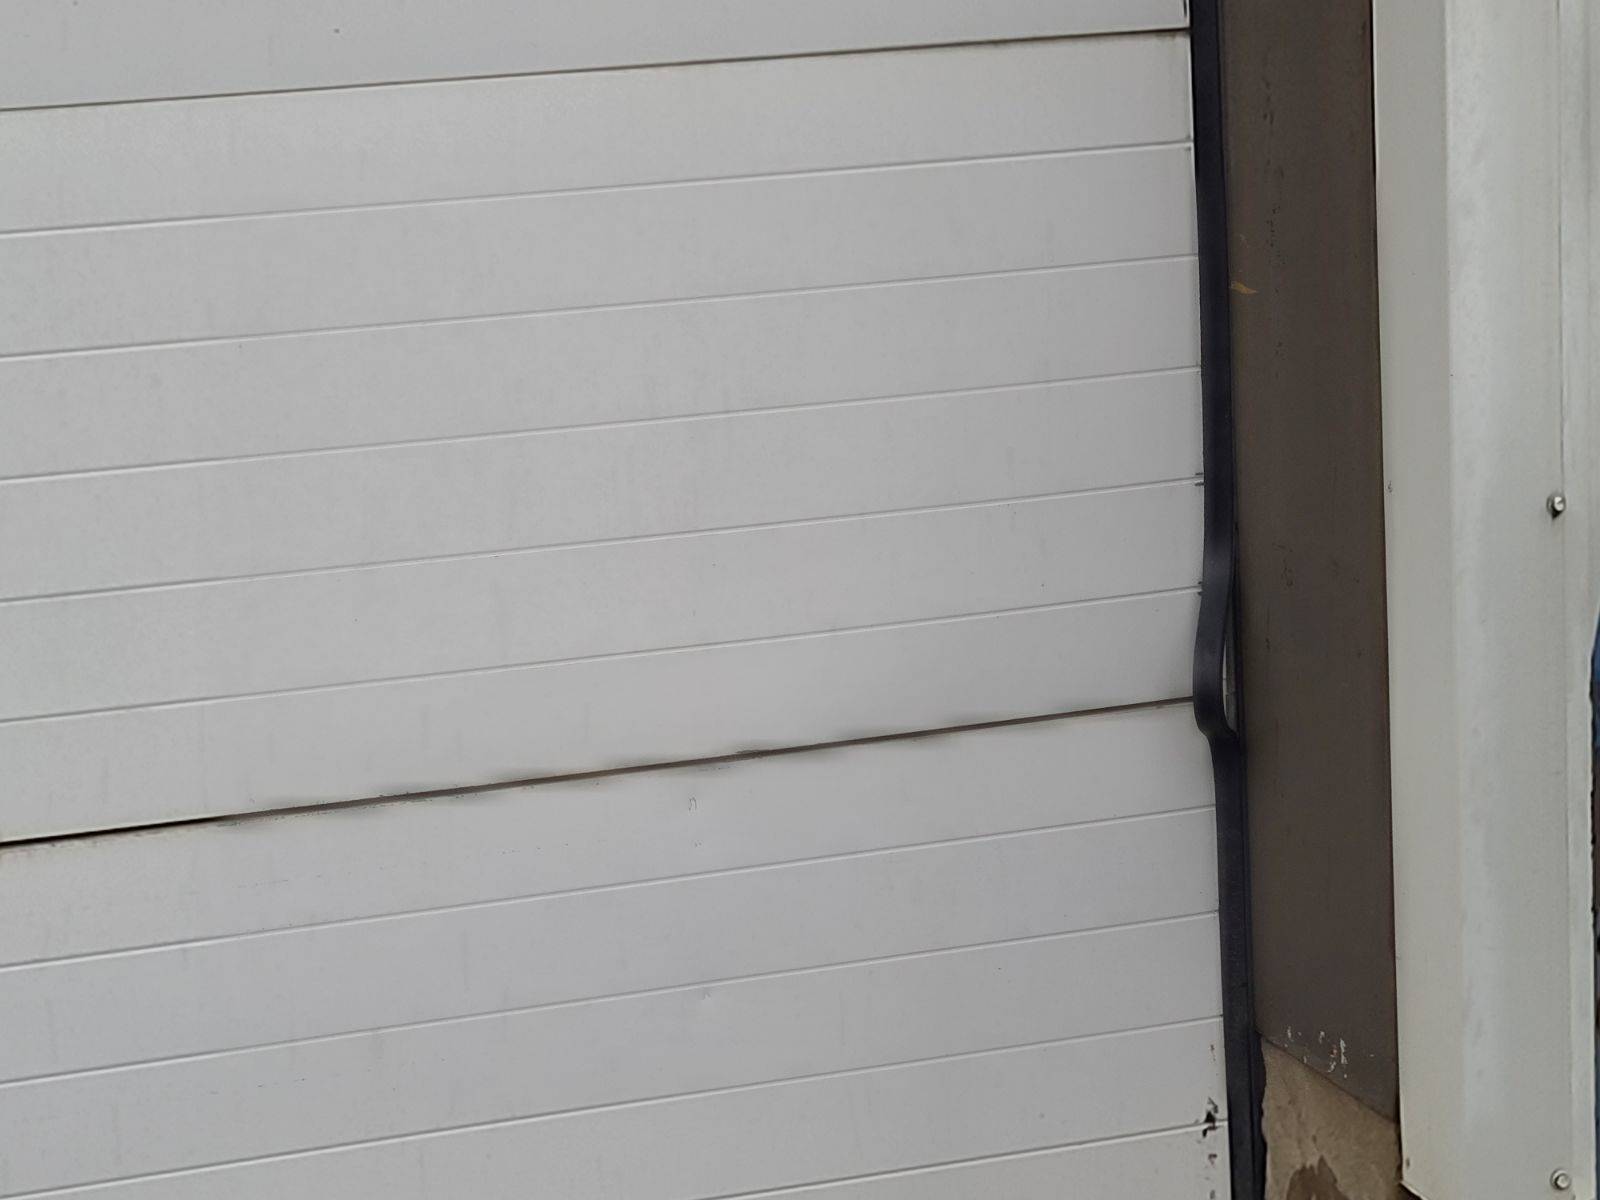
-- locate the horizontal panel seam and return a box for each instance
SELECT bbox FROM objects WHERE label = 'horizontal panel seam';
[0,911,1222,1085]
[0,28,1192,115]
[0,806,1219,972]
[0,1017,1224,1197]
[0,366,1203,484]
[0,586,1202,726]
[1,697,1196,846]
[0,255,1200,362]
[0,141,1194,238]
[714,1121,1226,1200]
[0,476,1205,604]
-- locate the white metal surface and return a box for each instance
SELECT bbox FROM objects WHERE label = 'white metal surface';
[0,705,1206,963]
[3,589,1198,839]
[0,809,1217,1079]
[0,261,1197,480]
[0,0,1187,108]
[0,11,1223,1198]
[11,1028,1222,1200]
[0,37,1191,232]
[5,487,1201,716]
[0,374,1200,596]
[0,150,1194,355]
[6,925,1219,1193]
[0,32,1205,837]
[1374,0,1597,1196]
[0,716,1226,1197]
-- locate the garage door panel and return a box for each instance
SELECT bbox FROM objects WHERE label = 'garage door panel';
[0,2,1189,110]
[0,809,1217,1080]
[2,485,1201,718]
[0,10,1226,1198]
[757,1130,1227,1200]
[0,149,1196,357]
[0,372,1201,598]
[0,261,1200,482]
[4,590,1198,840]
[1,921,1220,1193]
[17,1023,1221,1200]
[0,38,1190,233]
[0,707,1209,966]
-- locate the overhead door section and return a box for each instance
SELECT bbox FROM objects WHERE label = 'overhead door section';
[0,5,1226,1198]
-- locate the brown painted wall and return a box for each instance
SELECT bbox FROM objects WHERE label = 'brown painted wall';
[1220,0,1398,1116]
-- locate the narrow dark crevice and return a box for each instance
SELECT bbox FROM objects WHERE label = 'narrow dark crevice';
[0,697,1192,851]
[1189,0,1268,1195]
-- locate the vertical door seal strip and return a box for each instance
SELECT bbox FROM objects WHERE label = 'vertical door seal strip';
[1188,2,1267,1197]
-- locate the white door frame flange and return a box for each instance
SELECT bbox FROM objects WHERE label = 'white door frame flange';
[1374,1,1597,1196]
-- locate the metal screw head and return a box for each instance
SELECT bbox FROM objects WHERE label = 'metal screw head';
[1551,1170,1573,1191]
[1549,492,1568,518]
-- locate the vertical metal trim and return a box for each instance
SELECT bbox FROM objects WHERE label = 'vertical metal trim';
[1188,1,1267,1197]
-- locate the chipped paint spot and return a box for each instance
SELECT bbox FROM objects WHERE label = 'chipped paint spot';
[1231,280,1259,295]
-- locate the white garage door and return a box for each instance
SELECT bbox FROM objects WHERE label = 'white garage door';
[0,3,1228,1196]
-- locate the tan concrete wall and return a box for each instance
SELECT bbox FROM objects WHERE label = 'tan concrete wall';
[1264,1042,1402,1200]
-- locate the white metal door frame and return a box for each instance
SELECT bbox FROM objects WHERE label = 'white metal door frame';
[1374,1,1597,1195]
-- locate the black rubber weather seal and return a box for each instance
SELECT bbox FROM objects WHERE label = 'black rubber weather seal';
[1188,2,1267,1198]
